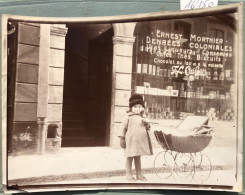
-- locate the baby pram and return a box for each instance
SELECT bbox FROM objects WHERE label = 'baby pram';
[153,116,213,180]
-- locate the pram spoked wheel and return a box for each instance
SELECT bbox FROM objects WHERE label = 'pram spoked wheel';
[153,150,175,179]
[174,153,195,179]
[192,152,212,181]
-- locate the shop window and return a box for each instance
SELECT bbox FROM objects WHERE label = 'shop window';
[208,28,226,79]
[132,18,235,122]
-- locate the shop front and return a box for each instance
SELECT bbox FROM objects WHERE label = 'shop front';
[131,16,236,124]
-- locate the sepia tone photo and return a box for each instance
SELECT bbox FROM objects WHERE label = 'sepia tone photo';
[1,3,243,193]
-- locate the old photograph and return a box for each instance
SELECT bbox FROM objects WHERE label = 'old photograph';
[1,3,243,193]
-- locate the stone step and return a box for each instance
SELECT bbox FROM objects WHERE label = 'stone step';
[62,135,92,141]
[62,112,84,120]
[63,120,86,128]
[61,136,95,147]
[62,105,78,112]
[62,128,86,137]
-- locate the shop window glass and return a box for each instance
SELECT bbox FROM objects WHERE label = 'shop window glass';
[132,18,235,122]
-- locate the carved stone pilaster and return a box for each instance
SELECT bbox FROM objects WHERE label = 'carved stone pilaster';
[37,117,47,155]
[110,23,137,148]
[50,25,68,37]
[112,36,136,45]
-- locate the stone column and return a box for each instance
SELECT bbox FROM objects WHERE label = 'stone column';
[37,117,47,154]
[110,23,136,148]
[37,24,50,154]
[46,24,68,152]
[37,24,67,154]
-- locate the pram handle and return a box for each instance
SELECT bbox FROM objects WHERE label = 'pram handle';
[201,125,213,129]
[193,125,214,131]
[149,122,160,125]
[193,125,214,136]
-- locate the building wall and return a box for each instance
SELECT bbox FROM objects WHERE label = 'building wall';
[11,23,67,153]
[12,23,40,152]
[10,17,235,151]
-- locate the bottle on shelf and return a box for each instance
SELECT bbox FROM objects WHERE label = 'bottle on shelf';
[180,82,186,98]
[200,86,204,98]
[167,69,171,78]
[163,68,167,78]
[159,68,163,77]
[225,69,231,80]
[196,87,200,98]
[156,66,160,76]
[206,68,211,83]
[216,110,220,120]
[195,72,200,80]
[148,106,153,119]
[216,90,220,99]
[137,63,142,74]
[196,106,201,115]
[230,69,234,81]
[141,63,147,74]
[201,107,205,116]
[152,65,156,76]
[219,68,225,84]
[213,68,218,84]
[148,64,152,75]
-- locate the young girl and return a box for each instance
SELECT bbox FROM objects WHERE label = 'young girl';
[118,94,153,181]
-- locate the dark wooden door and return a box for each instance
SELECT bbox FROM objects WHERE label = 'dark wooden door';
[87,28,113,146]
[62,26,113,147]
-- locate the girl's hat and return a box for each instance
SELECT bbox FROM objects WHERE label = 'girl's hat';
[129,94,145,108]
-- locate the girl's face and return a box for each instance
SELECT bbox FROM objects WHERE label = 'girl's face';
[132,104,144,114]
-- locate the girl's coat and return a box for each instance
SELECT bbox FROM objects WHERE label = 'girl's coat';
[119,112,153,157]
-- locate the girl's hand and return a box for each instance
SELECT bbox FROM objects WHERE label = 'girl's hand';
[120,137,126,148]
[145,123,151,130]
[142,118,151,130]
[142,118,149,123]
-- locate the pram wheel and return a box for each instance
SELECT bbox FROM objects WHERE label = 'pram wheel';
[193,153,212,181]
[153,150,175,179]
[174,153,195,179]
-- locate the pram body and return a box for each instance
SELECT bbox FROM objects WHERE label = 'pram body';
[153,116,213,180]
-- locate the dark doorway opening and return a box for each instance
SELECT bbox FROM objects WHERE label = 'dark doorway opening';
[62,24,113,147]
[7,21,19,153]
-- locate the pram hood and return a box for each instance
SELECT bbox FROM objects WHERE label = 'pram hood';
[176,115,209,131]
[162,115,211,137]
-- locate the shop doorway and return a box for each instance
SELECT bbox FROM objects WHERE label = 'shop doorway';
[62,24,113,147]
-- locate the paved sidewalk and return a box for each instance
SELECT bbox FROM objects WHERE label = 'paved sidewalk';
[8,145,237,187]
[48,170,236,186]
[7,120,239,188]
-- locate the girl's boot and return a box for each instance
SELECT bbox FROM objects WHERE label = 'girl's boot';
[134,156,146,181]
[126,157,135,181]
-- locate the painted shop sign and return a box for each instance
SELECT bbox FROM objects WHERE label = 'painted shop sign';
[139,29,233,77]
[171,64,207,77]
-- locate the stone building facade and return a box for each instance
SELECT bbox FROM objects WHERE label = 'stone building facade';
[7,22,138,153]
[7,14,236,153]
